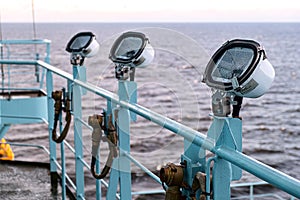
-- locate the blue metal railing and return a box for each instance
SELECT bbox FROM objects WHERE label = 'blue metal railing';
[0,39,50,93]
[230,181,296,200]
[1,58,298,199]
[0,39,299,199]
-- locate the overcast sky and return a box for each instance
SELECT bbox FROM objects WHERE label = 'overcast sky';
[1,0,300,22]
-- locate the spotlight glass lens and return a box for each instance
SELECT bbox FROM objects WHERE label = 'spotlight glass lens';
[115,37,144,61]
[70,36,92,51]
[212,47,254,82]
[109,31,154,68]
[66,32,99,57]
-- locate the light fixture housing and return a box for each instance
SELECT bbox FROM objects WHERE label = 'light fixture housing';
[109,31,154,68]
[66,32,99,58]
[203,39,275,98]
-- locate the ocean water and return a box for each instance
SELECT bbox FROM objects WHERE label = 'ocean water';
[1,23,300,199]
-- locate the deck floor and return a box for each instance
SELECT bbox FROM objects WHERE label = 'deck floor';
[0,161,65,200]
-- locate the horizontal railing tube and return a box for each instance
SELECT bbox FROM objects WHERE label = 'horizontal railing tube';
[36,61,300,198]
[0,39,51,45]
[1,59,299,198]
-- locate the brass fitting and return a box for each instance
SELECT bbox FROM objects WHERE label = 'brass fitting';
[160,163,185,200]
[160,162,184,187]
[52,90,62,115]
[165,186,182,200]
[51,90,72,143]
[191,172,212,199]
[88,114,104,129]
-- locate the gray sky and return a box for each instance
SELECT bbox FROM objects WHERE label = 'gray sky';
[1,0,300,22]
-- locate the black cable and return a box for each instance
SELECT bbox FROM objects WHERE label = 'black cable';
[232,96,243,119]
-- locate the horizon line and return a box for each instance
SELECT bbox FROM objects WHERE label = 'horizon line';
[2,21,300,24]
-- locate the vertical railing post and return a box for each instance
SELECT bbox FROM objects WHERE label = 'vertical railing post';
[96,96,103,200]
[106,80,135,200]
[45,42,51,64]
[208,117,242,200]
[73,65,85,199]
[46,69,58,193]
[95,158,101,200]
[59,113,67,199]
[182,135,204,197]
[40,41,51,89]
[250,185,254,200]
[117,80,132,200]
[212,157,232,199]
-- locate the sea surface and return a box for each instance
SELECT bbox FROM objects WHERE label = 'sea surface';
[1,23,300,199]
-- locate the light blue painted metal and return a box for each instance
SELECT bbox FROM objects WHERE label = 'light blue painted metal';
[107,159,121,199]
[1,41,299,200]
[250,184,254,200]
[73,66,87,95]
[0,124,10,139]
[4,142,50,155]
[107,80,133,200]
[31,58,300,199]
[0,39,51,138]
[206,117,243,199]
[0,96,48,124]
[0,41,55,195]
[73,68,85,199]
[59,114,67,199]
[46,69,57,173]
[96,156,101,200]
[206,156,216,200]
[230,181,291,200]
[60,141,67,199]
[126,81,138,122]
[118,81,134,199]
[0,39,51,45]
[52,157,77,191]
[118,108,132,199]
[213,157,232,199]
[182,129,204,197]
[1,59,300,198]
[215,147,300,198]
[0,40,51,93]
[225,118,242,180]
[62,136,111,191]
[123,150,162,184]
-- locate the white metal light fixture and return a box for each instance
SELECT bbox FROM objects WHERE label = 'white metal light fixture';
[109,31,154,68]
[203,39,275,98]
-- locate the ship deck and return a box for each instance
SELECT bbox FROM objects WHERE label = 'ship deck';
[0,160,74,200]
